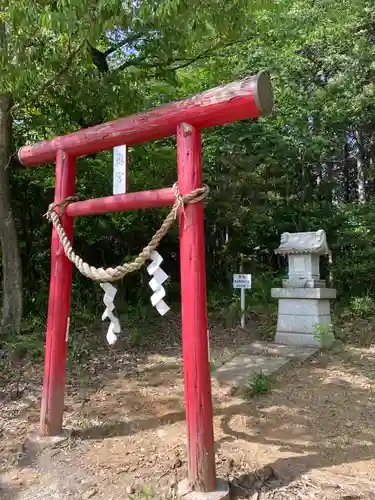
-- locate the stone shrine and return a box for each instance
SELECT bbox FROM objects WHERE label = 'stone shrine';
[271,230,337,347]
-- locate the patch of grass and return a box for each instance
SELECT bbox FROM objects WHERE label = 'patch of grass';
[312,323,335,349]
[129,326,149,347]
[140,486,154,498]
[341,296,375,320]
[0,325,45,364]
[251,372,274,394]
[129,485,155,499]
[243,372,274,400]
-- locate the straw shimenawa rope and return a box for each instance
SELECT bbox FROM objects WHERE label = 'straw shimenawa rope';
[45,182,209,282]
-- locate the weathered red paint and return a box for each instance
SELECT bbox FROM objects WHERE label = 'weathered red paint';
[177,123,216,491]
[18,72,273,166]
[18,72,274,493]
[40,151,76,436]
[65,187,175,217]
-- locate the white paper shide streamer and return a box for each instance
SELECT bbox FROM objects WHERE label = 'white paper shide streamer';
[147,251,170,316]
[100,282,121,345]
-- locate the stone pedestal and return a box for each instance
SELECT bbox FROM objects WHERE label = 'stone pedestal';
[177,479,229,499]
[271,230,337,348]
[271,288,336,346]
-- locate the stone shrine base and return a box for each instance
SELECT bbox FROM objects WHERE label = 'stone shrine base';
[271,287,337,347]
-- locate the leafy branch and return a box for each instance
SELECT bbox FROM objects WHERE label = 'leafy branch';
[113,36,253,76]
[11,42,84,112]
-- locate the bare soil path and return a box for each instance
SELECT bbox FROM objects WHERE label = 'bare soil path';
[1,316,375,499]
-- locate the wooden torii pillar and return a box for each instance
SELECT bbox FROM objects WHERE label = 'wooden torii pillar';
[18,72,274,496]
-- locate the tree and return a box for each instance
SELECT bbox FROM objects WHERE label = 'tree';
[2,0,269,329]
[0,92,22,333]
[175,0,375,297]
[0,17,22,333]
[4,0,375,331]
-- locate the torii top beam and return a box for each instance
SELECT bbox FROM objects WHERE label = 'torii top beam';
[18,72,274,167]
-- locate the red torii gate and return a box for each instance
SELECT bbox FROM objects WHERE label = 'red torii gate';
[18,72,273,495]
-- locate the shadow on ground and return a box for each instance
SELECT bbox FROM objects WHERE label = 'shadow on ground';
[72,351,375,496]
[0,481,16,500]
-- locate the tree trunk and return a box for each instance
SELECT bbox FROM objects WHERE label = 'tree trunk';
[0,95,23,333]
[326,161,334,207]
[368,132,375,197]
[370,133,375,172]
[355,130,366,203]
[343,141,350,202]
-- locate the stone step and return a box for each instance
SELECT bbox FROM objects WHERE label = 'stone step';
[214,341,318,390]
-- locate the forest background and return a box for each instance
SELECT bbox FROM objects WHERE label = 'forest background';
[1,0,375,358]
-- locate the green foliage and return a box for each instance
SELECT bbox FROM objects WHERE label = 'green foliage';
[349,297,375,318]
[128,483,155,499]
[1,327,44,362]
[2,0,375,350]
[247,372,274,396]
[312,323,335,349]
[341,296,375,319]
[129,326,149,348]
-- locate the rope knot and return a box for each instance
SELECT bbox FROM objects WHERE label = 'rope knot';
[45,195,79,220]
[172,182,209,220]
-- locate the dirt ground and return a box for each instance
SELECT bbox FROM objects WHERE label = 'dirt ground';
[1,315,375,499]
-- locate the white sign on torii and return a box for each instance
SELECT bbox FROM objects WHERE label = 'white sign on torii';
[97,144,129,346]
[113,145,127,195]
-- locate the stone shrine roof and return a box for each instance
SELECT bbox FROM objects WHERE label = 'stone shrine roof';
[275,230,330,255]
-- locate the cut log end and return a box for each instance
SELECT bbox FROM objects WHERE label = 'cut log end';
[254,71,274,117]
